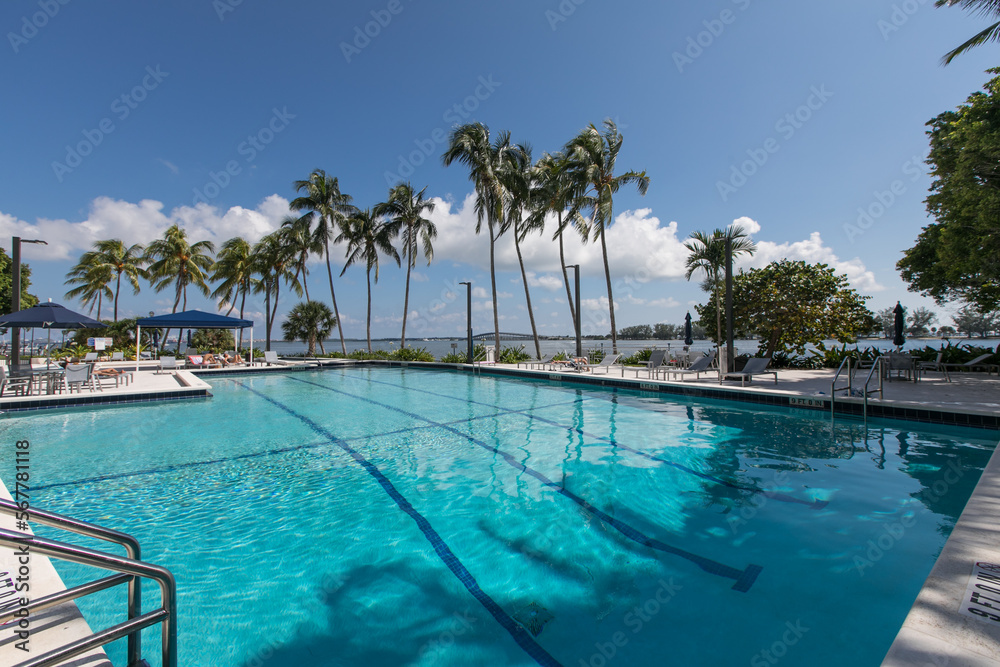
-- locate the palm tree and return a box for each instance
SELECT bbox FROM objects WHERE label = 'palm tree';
[504,142,544,360]
[281,212,322,303]
[683,224,757,346]
[374,182,436,349]
[290,170,358,355]
[252,230,301,350]
[339,209,400,352]
[210,237,255,349]
[86,239,147,321]
[145,225,215,349]
[531,152,588,336]
[936,0,1000,64]
[565,119,649,354]
[282,301,337,356]
[64,253,113,319]
[443,123,519,354]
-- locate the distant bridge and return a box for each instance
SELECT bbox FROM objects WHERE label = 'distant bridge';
[472,332,534,341]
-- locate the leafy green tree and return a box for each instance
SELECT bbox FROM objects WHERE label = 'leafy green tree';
[190,329,235,352]
[443,122,518,354]
[696,260,877,357]
[935,1,1000,64]
[653,323,680,339]
[898,70,1000,310]
[953,304,999,337]
[939,325,958,336]
[684,224,757,345]
[88,239,147,321]
[619,324,653,339]
[374,182,436,349]
[907,307,937,336]
[291,170,358,355]
[339,209,400,352]
[0,248,39,315]
[565,119,649,354]
[145,225,215,350]
[210,237,255,348]
[282,301,337,356]
[64,252,111,319]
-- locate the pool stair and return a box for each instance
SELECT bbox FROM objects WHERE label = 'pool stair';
[0,496,176,667]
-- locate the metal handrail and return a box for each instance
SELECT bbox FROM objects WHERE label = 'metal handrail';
[861,356,885,426]
[830,357,852,418]
[0,500,175,667]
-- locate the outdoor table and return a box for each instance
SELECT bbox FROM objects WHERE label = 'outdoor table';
[11,366,66,395]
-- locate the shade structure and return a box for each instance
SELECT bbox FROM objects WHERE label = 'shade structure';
[684,312,694,346]
[134,309,254,370]
[893,302,905,348]
[0,301,106,329]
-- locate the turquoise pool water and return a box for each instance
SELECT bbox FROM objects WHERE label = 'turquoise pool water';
[3,367,997,666]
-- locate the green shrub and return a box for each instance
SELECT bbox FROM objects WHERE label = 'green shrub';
[389,347,435,362]
[620,348,655,366]
[497,345,531,364]
[347,349,389,360]
[440,352,466,363]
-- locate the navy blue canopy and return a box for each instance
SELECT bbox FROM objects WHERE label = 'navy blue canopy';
[0,301,105,329]
[136,310,253,329]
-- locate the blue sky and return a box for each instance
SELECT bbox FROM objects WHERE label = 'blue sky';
[1,0,997,341]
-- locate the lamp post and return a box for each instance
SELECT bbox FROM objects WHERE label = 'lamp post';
[10,237,47,368]
[459,281,472,363]
[724,237,734,374]
[568,265,582,358]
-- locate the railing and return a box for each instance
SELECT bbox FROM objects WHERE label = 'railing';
[0,499,176,667]
[830,357,853,419]
[830,356,885,425]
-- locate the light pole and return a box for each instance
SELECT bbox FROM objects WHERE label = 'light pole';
[568,265,582,358]
[10,237,47,368]
[459,281,472,363]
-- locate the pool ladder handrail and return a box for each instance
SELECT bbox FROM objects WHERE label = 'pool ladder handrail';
[0,498,176,667]
[830,356,885,425]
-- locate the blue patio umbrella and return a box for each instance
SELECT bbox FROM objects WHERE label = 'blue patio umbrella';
[0,301,105,363]
[893,302,906,348]
[684,312,694,346]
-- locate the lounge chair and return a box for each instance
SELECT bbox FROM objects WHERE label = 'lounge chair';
[222,351,245,367]
[95,367,133,388]
[200,354,223,369]
[720,357,777,386]
[262,350,291,366]
[0,365,32,397]
[661,355,714,381]
[572,354,622,374]
[110,351,124,362]
[157,356,178,374]
[636,350,668,379]
[517,355,555,370]
[941,353,999,375]
[63,363,99,393]
[83,352,98,363]
[916,351,950,381]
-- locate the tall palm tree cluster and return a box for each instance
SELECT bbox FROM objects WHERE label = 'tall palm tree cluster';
[63,118,653,355]
[443,118,648,355]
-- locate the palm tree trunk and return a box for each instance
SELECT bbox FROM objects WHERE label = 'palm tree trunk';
[238,291,246,350]
[599,225,618,354]
[366,268,373,352]
[489,223,500,358]
[269,281,280,352]
[324,238,347,355]
[97,292,103,321]
[514,226,542,360]
[714,275,723,346]
[401,223,412,349]
[558,215,577,333]
[264,287,272,351]
[301,256,310,302]
[113,272,121,322]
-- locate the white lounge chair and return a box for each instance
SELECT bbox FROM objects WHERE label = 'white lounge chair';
[661,355,713,381]
[573,354,622,374]
[517,355,555,370]
[262,350,291,366]
[157,356,178,374]
[83,352,98,363]
[942,353,999,375]
[110,351,124,362]
[720,357,777,386]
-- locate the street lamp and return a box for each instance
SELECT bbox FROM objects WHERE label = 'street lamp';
[568,265,582,358]
[459,282,473,363]
[11,237,47,368]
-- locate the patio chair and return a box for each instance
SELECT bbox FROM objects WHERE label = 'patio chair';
[63,363,99,393]
[263,350,291,366]
[720,357,778,386]
[517,355,555,370]
[110,351,124,362]
[941,353,999,375]
[157,356,178,374]
[916,351,950,382]
[95,367,133,389]
[0,365,32,397]
[222,351,245,367]
[636,350,668,379]
[661,355,714,381]
[572,354,622,374]
[83,352,98,363]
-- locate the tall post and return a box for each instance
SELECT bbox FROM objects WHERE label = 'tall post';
[725,237,734,373]
[570,265,582,358]
[11,237,20,368]
[460,281,472,363]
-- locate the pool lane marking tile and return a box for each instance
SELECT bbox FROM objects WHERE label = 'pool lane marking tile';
[230,380,564,667]
[340,371,824,510]
[292,376,762,593]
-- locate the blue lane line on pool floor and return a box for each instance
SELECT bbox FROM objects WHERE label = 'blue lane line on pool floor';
[229,379,564,667]
[336,369,825,510]
[291,375,762,593]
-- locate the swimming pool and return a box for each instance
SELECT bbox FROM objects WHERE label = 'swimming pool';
[5,367,997,666]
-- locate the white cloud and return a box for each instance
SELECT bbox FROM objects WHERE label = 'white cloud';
[743,232,884,292]
[497,291,513,299]
[582,296,619,311]
[733,216,761,234]
[472,287,489,298]
[158,159,180,175]
[0,195,291,261]
[410,272,429,282]
[526,272,563,291]
[649,297,680,308]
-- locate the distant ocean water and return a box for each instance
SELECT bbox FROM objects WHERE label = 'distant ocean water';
[248,337,995,359]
